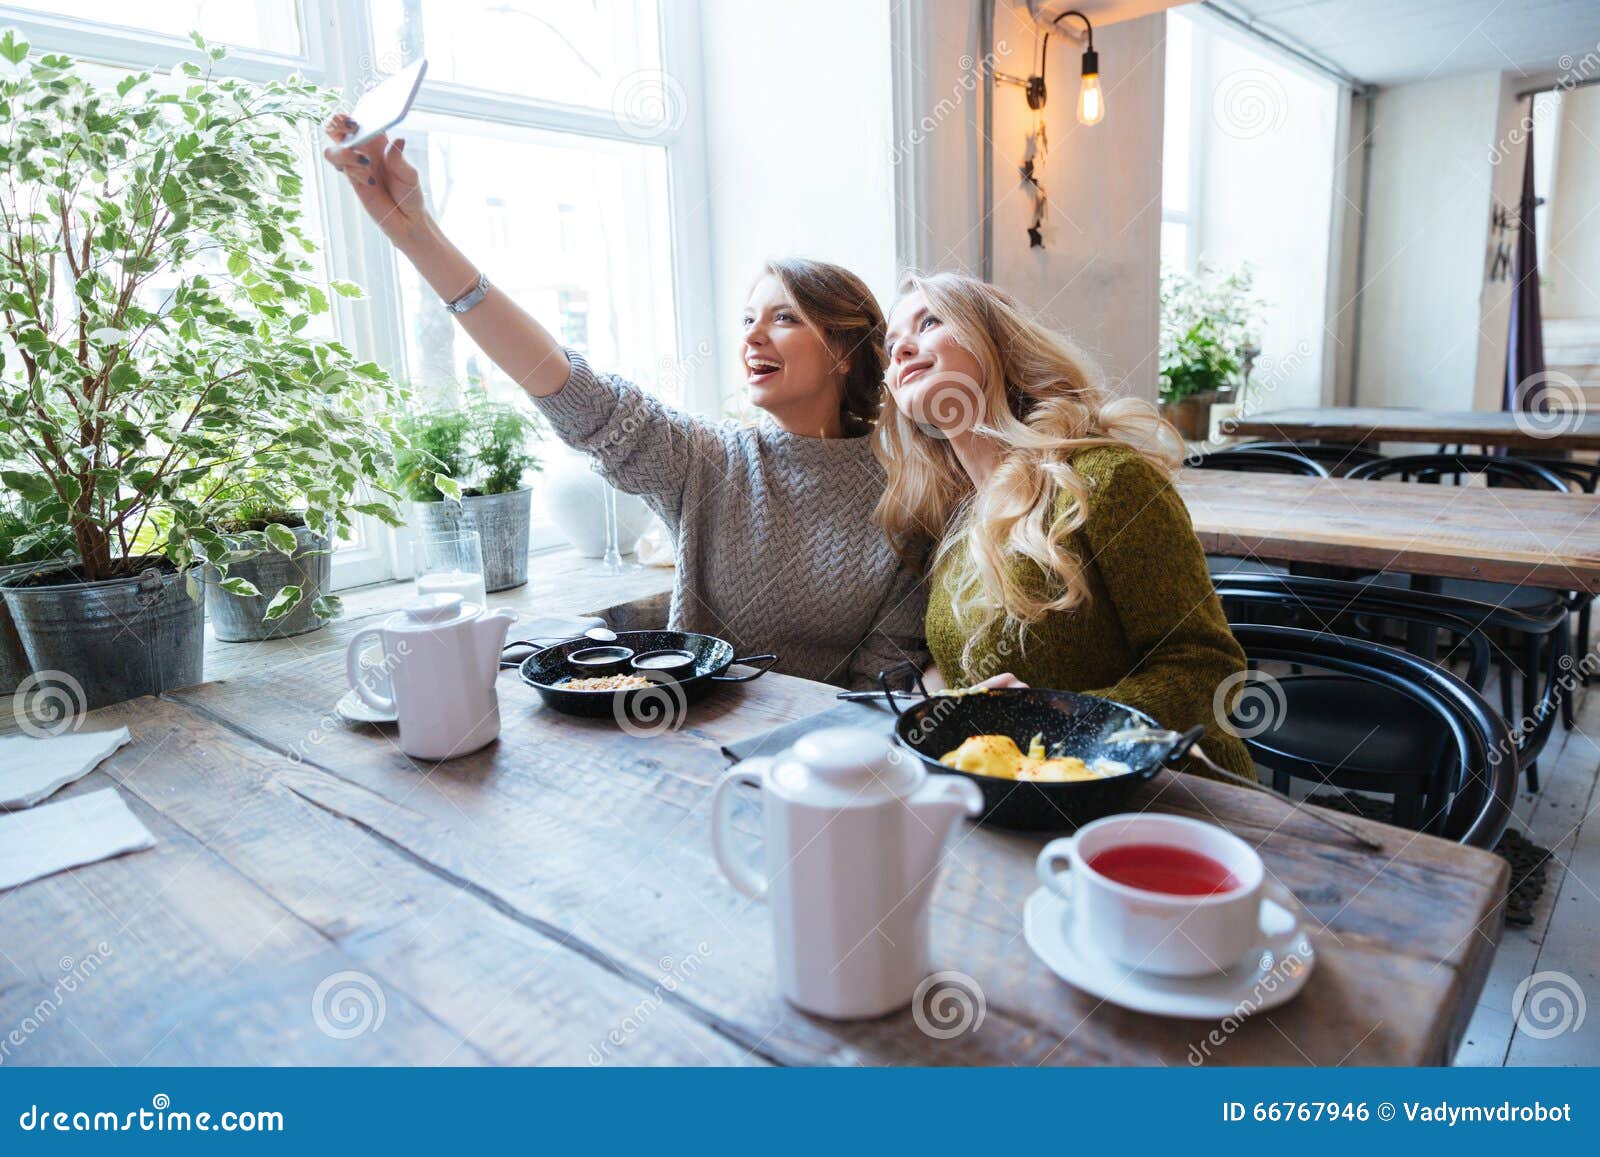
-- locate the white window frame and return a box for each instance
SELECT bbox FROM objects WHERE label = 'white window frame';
[1,0,715,587]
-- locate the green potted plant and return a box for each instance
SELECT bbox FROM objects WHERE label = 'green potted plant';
[396,393,541,592]
[1158,263,1264,440]
[201,489,337,643]
[0,32,404,708]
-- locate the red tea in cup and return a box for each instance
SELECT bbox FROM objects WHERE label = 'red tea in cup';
[1087,842,1240,897]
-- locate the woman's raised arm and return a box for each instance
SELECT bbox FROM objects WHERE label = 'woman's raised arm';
[323,127,570,397]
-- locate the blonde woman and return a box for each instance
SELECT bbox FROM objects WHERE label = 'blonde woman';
[323,128,926,687]
[875,272,1253,778]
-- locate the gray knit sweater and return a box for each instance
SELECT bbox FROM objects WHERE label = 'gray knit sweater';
[532,351,929,689]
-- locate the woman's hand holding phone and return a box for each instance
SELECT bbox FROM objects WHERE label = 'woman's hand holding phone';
[322,124,432,251]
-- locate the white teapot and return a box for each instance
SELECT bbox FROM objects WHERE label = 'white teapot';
[712,727,983,1019]
[345,593,516,760]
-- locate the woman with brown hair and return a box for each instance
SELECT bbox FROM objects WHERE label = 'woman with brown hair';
[876,271,1253,776]
[324,129,926,687]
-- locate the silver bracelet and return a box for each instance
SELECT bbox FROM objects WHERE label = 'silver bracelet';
[444,271,490,315]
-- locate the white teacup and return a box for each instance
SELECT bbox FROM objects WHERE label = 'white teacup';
[1036,813,1302,978]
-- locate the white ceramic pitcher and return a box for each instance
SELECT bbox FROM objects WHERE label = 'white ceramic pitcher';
[711,727,983,1019]
[345,593,516,760]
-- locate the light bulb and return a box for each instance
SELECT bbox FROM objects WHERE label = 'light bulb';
[1077,72,1104,126]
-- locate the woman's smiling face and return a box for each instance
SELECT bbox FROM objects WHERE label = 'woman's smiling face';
[741,274,844,422]
[884,289,986,435]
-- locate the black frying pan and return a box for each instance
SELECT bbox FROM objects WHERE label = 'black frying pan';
[870,663,1201,831]
[505,629,777,720]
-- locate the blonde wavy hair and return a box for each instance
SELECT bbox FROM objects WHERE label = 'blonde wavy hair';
[874,272,1184,673]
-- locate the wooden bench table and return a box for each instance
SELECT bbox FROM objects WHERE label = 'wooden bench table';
[0,560,1509,1066]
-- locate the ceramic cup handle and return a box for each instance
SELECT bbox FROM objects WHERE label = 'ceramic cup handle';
[1036,836,1079,903]
[711,760,771,900]
[1257,878,1305,957]
[347,625,396,714]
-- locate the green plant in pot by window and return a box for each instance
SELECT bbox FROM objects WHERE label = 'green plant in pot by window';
[0,31,405,709]
[397,393,542,593]
[199,483,344,643]
[1158,263,1264,440]
[0,498,74,695]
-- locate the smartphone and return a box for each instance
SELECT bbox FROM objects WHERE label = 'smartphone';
[344,58,428,147]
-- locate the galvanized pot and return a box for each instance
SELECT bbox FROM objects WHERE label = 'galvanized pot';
[205,525,332,642]
[412,487,532,592]
[0,562,205,712]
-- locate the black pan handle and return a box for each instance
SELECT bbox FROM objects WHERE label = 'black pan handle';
[1161,725,1207,766]
[711,653,779,683]
[876,660,929,718]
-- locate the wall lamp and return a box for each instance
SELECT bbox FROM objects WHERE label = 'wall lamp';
[993,8,1104,126]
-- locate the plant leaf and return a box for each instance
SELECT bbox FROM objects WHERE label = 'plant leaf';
[311,594,343,620]
[219,576,261,597]
[263,522,298,555]
[263,584,302,619]
[432,473,463,501]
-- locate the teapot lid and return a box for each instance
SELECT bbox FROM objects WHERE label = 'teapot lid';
[771,727,921,807]
[385,592,480,631]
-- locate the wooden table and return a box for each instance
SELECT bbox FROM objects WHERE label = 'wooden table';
[1180,469,1600,593]
[1225,406,1600,452]
[0,579,1510,1068]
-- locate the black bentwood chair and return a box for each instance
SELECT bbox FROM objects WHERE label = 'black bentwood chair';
[1224,623,1515,851]
[1215,572,1566,797]
[1345,452,1583,755]
[1189,448,1329,578]
[1230,440,1387,477]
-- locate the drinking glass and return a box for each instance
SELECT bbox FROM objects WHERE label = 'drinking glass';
[412,530,488,609]
[595,461,640,575]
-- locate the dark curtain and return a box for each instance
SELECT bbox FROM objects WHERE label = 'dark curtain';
[1504,112,1546,412]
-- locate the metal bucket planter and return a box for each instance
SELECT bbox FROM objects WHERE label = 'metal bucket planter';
[412,487,532,592]
[0,562,205,712]
[1,560,48,696]
[205,525,332,642]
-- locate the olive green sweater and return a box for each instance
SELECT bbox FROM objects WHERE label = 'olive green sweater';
[925,444,1254,780]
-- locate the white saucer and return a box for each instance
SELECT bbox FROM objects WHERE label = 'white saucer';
[1023,886,1314,1019]
[336,687,397,725]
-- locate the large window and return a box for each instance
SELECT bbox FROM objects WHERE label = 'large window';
[2,0,703,584]
[1160,6,1340,409]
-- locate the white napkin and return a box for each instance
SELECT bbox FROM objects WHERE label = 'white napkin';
[0,727,133,810]
[0,788,156,891]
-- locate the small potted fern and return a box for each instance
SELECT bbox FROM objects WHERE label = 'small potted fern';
[396,394,541,592]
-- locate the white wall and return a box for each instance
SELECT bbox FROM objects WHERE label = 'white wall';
[697,0,898,414]
[986,3,1167,399]
[1353,71,1503,410]
[1185,9,1339,410]
[1546,85,1600,323]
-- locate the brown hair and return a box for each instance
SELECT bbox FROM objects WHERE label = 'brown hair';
[763,258,887,436]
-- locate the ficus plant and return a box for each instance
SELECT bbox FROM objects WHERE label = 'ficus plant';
[0,30,409,620]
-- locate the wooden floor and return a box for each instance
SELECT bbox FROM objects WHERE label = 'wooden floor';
[10,546,1600,1065]
[1454,673,1600,1066]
